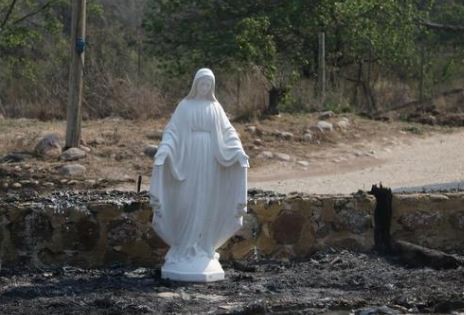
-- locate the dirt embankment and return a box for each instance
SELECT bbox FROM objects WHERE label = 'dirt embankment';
[0,114,463,195]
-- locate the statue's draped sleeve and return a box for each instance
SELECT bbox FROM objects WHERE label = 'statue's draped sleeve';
[154,101,187,181]
[213,102,249,168]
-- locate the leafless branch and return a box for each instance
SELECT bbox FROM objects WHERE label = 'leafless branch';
[11,0,57,26]
[0,0,17,29]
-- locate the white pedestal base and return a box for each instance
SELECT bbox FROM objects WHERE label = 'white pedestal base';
[161,255,225,282]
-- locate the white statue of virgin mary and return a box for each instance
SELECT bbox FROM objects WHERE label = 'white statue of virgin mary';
[149,68,249,282]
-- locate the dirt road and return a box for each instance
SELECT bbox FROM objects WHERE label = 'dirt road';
[249,129,464,194]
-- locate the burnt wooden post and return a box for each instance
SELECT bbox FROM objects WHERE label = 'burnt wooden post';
[137,175,142,193]
[369,184,393,254]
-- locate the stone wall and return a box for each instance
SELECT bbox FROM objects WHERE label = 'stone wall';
[0,191,462,267]
[223,192,375,261]
[391,193,463,252]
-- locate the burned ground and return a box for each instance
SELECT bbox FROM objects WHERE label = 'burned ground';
[0,249,462,314]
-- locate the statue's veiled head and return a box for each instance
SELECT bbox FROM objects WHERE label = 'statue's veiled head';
[185,68,218,102]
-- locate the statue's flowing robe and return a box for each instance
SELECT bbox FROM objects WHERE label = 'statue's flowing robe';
[149,99,249,263]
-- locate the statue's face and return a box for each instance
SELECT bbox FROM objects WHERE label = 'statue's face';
[196,77,212,97]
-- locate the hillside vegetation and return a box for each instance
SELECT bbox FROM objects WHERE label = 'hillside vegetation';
[0,0,463,120]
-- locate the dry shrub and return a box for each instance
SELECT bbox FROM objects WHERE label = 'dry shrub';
[85,75,168,120]
[1,78,66,120]
[216,67,269,120]
[1,76,168,121]
[373,78,416,109]
[288,78,319,112]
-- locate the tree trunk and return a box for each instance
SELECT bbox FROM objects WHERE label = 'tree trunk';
[352,61,363,108]
[266,87,282,115]
[362,80,377,113]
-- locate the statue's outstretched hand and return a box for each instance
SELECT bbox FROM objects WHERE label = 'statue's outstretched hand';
[155,151,168,165]
[239,153,249,167]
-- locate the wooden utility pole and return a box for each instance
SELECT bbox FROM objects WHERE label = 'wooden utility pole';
[419,46,425,105]
[65,0,87,149]
[318,32,326,101]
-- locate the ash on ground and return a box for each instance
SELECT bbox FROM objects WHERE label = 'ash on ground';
[0,249,462,314]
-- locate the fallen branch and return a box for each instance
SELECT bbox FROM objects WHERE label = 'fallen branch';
[391,240,463,270]
[373,88,464,116]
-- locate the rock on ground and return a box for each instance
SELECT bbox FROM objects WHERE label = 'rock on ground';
[245,126,257,134]
[59,164,86,177]
[61,147,87,161]
[337,119,350,129]
[297,160,309,167]
[257,151,274,159]
[146,129,164,140]
[253,138,263,146]
[319,111,335,120]
[11,182,22,189]
[316,121,333,132]
[79,145,91,153]
[302,133,313,142]
[88,137,105,146]
[280,131,294,140]
[143,145,158,158]
[34,133,63,159]
[274,152,291,161]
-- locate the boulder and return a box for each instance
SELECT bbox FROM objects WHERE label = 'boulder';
[34,133,63,159]
[61,147,86,161]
